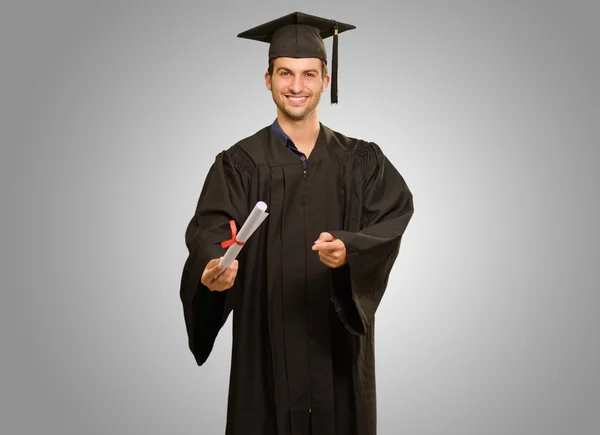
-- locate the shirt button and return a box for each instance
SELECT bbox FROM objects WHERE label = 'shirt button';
[301,156,305,160]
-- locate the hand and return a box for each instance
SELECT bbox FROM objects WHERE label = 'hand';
[312,232,347,268]
[201,257,239,291]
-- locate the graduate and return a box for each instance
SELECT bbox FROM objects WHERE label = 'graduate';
[179,11,415,435]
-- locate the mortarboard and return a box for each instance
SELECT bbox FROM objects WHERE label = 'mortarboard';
[237,11,356,104]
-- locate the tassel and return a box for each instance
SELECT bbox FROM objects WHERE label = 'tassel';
[331,23,339,104]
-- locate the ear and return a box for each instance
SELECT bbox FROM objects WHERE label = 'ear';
[265,71,272,90]
[321,73,330,92]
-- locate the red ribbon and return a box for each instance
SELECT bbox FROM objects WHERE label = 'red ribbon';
[221,220,245,248]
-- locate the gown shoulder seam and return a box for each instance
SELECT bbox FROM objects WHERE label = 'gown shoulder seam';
[226,145,256,177]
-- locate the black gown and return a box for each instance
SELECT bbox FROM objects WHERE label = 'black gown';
[180,122,414,435]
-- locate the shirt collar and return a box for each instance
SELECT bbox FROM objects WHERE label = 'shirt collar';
[271,118,294,147]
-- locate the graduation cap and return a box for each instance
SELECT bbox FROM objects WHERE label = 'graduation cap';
[237,11,356,104]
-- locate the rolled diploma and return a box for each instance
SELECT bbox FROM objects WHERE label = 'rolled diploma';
[216,201,269,277]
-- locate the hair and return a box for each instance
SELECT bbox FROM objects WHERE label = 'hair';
[268,58,328,80]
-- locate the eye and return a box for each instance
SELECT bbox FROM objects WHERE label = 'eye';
[306,72,315,78]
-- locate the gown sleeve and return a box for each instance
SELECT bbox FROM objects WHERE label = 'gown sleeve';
[179,145,253,365]
[329,142,414,336]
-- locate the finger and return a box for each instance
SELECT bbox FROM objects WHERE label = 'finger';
[207,257,224,269]
[314,242,341,254]
[224,260,238,278]
[216,273,236,291]
[222,267,237,283]
[323,253,343,268]
[207,257,221,267]
[216,279,232,291]
[314,232,335,244]
[212,273,234,291]
[318,255,336,268]
[219,261,238,282]
[206,258,238,290]
[318,251,338,264]
[313,241,332,251]
[202,267,223,288]
[206,257,224,277]
[314,232,326,244]
[216,257,239,277]
[214,270,231,285]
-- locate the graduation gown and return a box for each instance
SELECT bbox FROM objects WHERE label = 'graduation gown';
[180,123,414,435]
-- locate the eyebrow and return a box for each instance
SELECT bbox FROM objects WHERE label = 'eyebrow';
[276,67,319,74]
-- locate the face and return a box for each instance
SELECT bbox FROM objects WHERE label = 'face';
[265,57,330,122]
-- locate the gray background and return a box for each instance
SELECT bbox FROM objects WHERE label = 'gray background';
[2,0,599,434]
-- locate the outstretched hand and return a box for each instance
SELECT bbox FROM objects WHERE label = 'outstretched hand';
[312,232,347,268]
[201,257,239,291]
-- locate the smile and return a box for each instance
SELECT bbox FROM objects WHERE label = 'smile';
[286,95,308,104]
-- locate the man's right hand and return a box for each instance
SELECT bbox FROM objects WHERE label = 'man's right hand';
[201,257,239,291]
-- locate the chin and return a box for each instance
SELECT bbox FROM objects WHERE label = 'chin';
[275,103,306,120]
[283,108,311,121]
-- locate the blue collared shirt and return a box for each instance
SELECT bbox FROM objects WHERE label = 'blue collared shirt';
[271,119,308,169]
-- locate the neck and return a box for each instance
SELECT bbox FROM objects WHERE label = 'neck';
[276,110,320,145]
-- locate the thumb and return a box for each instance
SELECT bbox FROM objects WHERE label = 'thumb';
[314,232,334,244]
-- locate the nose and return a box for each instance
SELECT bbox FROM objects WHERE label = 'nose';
[290,75,303,93]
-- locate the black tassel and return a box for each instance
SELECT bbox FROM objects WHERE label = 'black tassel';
[331,23,339,104]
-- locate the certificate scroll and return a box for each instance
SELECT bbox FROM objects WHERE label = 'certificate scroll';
[216,201,269,277]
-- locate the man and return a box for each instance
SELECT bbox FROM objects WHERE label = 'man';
[180,11,414,435]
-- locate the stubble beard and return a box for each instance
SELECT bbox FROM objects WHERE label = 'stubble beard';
[273,84,323,121]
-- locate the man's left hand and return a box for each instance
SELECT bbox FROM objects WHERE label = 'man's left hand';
[312,232,347,268]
